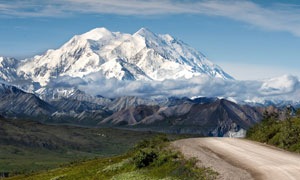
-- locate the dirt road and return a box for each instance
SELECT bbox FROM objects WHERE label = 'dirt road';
[172,138,300,180]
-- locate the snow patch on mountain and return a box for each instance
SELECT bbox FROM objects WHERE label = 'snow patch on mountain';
[36,87,78,100]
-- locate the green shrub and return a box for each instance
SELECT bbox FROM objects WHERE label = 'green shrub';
[246,113,300,152]
[134,134,169,150]
[134,139,151,150]
[289,142,300,152]
[133,148,158,168]
[153,150,179,167]
[268,133,282,146]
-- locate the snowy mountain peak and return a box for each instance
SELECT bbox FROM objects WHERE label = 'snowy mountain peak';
[136,27,148,33]
[0,57,18,82]
[80,27,113,41]
[134,27,155,37]
[0,57,18,67]
[133,27,163,48]
[0,27,233,87]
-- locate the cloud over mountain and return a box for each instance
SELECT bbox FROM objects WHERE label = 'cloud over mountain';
[47,73,300,104]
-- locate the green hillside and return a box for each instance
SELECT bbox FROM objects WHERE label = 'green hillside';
[7,135,217,180]
[0,118,160,175]
[0,118,201,177]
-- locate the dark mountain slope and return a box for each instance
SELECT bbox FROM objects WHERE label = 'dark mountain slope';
[0,83,280,135]
[49,98,104,113]
[0,84,55,118]
[99,99,277,136]
[101,105,160,125]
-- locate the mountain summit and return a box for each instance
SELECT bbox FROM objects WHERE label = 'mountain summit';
[17,27,232,85]
[1,27,233,86]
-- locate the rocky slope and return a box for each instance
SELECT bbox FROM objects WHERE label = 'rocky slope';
[0,84,55,118]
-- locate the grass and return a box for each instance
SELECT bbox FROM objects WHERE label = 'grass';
[7,135,218,180]
[0,145,99,175]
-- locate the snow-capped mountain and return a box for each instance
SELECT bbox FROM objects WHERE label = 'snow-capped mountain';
[14,27,232,86]
[0,57,19,82]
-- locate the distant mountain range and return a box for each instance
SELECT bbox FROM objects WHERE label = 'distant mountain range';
[0,83,288,137]
[0,27,298,137]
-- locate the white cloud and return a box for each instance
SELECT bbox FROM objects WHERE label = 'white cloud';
[2,0,300,37]
[46,73,300,104]
[259,75,299,96]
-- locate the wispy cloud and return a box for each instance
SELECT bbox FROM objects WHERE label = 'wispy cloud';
[1,0,300,36]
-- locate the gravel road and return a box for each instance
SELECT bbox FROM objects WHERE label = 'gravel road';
[172,138,300,180]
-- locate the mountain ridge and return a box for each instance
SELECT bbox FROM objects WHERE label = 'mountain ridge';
[0,83,291,137]
[99,99,275,136]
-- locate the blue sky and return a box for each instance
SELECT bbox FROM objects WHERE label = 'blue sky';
[1,0,300,80]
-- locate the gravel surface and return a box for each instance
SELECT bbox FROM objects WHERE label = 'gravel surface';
[172,138,300,180]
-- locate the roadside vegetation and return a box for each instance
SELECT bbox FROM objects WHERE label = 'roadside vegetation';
[246,108,300,152]
[7,135,217,180]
